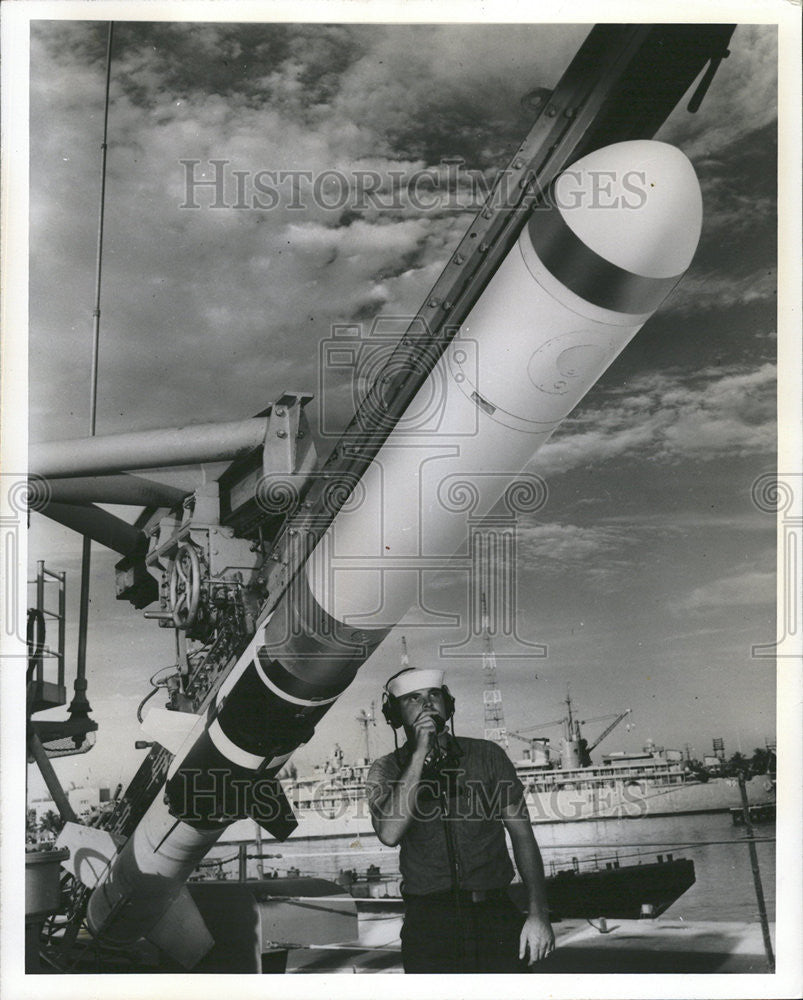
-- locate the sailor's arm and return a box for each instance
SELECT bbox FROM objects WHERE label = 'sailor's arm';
[502,796,555,964]
[365,715,437,847]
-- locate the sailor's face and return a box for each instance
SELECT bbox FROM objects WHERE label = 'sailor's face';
[399,687,447,728]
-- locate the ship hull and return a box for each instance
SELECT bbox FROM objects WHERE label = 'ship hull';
[283,774,774,840]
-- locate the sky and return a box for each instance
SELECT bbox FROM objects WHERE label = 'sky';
[23,17,783,797]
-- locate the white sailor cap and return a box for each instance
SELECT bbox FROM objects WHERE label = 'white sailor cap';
[386,668,445,699]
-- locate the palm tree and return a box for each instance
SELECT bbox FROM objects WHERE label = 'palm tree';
[723,752,750,778]
[749,747,773,776]
[26,808,39,844]
[38,809,64,840]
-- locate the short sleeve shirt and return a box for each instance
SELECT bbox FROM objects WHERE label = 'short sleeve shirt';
[365,736,525,895]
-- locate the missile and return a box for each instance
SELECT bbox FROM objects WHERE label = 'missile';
[62,139,702,963]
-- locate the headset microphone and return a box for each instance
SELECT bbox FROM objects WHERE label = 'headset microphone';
[422,714,446,766]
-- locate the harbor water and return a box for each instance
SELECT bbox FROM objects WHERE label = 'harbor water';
[245,811,775,923]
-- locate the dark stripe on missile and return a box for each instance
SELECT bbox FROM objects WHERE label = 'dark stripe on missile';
[257,647,362,702]
[165,724,301,830]
[165,728,244,825]
[527,205,683,314]
[260,570,389,699]
[215,660,321,756]
[167,764,299,840]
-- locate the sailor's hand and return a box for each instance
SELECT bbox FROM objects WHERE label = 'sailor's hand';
[519,913,555,965]
[411,712,438,755]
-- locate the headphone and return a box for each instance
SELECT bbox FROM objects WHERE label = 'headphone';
[381,671,456,730]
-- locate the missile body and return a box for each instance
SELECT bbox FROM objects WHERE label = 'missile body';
[79,140,702,959]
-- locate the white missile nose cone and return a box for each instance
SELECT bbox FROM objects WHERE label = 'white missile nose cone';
[553,140,703,278]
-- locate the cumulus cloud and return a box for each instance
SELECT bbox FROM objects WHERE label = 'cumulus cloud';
[602,511,775,535]
[28,21,778,470]
[532,363,775,476]
[514,521,638,581]
[670,570,775,614]
[31,23,584,444]
[668,270,777,315]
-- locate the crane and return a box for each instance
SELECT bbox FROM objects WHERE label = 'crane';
[511,716,567,735]
[586,708,632,753]
[514,686,583,740]
[508,716,565,764]
[509,702,633,767]
[507,729,559,765]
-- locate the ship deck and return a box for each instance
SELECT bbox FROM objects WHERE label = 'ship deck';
[33,910,775,975]
[284,917,776,974]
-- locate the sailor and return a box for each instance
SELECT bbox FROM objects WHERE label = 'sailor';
[365,666,554,973]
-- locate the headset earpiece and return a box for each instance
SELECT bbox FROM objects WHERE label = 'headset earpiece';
[381,690,403,729]
[382,667,414,729]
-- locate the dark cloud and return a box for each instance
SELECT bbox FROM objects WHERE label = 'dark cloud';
[693,120,777,276]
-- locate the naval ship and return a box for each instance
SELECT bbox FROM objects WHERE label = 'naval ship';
[278,739,774,841]
[276,642,775,841]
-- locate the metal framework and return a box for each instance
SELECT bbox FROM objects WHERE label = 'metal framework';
[481,594,508,748]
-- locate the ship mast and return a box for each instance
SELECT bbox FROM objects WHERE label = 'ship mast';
[355,704,375,762]
[481,594,508,748]
[560,684,584,769]
[565,684,577,741]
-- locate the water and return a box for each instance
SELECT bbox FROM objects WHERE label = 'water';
[245,812,775,923]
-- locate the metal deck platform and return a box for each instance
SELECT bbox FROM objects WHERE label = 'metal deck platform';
[284,918,776,974]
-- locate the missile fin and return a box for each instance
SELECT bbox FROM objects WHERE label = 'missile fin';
[141,706,204,755]
[146,886,215,969]
[251,777,299,841]
[55,821,125,888]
